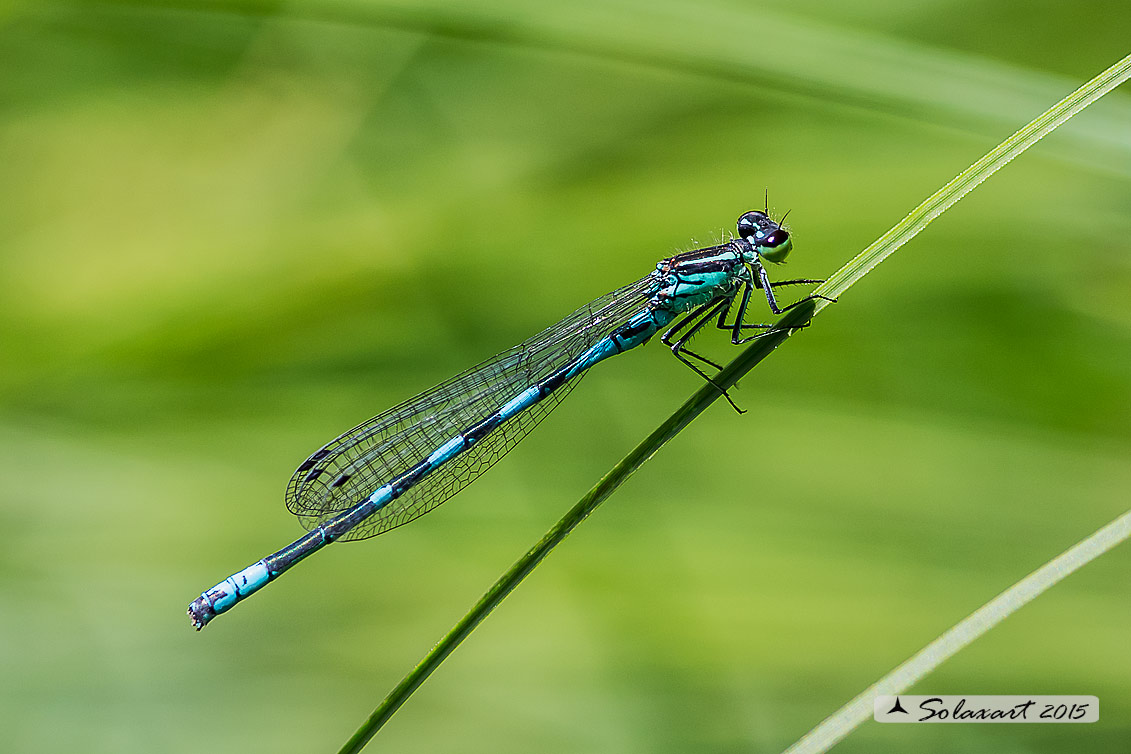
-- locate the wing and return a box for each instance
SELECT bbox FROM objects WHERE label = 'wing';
[285,273,656,540]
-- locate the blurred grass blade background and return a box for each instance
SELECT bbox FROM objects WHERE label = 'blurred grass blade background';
[102,0,1131,174]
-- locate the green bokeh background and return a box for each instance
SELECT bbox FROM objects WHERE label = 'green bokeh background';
[2,2,1129,752]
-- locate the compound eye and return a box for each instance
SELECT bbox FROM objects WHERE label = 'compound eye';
[758,229,792,263]
[762,229,789,248]
[737,210,769,237]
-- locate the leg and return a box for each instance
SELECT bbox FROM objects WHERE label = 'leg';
[678,346,725,372]
[660,300,728,370]
[717,283,761,337]
[724,277,828,344]
[661,301,720,348]
[670,347,746,414]
[663,298,746,412]
[722,278,826,333]
[757,264,836,315]
[754,277,825,290]
[670,299,728,370]
[714,282,776,339]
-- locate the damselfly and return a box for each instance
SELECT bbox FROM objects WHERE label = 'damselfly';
[188,209,828,629]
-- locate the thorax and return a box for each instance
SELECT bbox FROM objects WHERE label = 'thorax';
[649,242,746,314]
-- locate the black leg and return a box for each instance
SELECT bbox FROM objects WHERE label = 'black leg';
[678,346,725,372]
[660,301,718,347]
[733,327,786,345]
[757,264,836,315]
[661,300,729,371]
[714,282,777,338]
[728,282,761,342]
[670,298,730,372]
[662,298,745,413]
[758,277,825,289]
[723,275,829,344]
[671,299,728,349]
[670,347,745,414]
[715,283,746,332]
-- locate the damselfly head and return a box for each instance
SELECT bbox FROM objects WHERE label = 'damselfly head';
[737,210,792,263]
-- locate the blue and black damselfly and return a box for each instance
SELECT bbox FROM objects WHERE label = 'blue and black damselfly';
[188,209,830,629]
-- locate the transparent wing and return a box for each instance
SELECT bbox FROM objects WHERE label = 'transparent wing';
[285,274,656,540]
